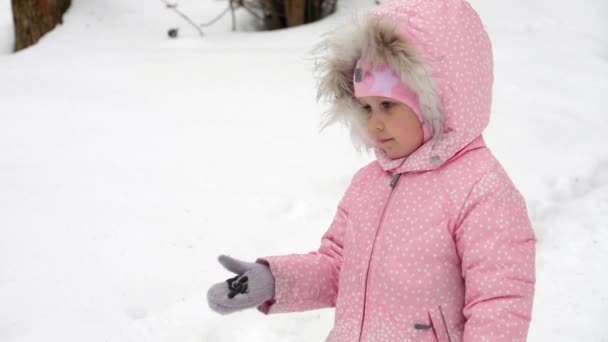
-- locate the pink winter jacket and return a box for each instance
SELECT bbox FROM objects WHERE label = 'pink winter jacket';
[257,1,536,341]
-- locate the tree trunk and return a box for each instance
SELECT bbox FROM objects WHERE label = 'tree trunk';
[12,0,71,52]
[285,0,305,27]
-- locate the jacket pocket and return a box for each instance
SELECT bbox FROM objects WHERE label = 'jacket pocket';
[426,305,453,342]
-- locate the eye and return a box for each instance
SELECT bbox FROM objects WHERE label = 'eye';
[361,105,372,112]
[381,101,395,110]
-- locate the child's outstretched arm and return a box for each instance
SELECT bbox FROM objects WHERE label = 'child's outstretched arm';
[255,203,348,314]
[454,171,537,341]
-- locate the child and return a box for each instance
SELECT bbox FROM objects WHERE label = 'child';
[207,0,536,341]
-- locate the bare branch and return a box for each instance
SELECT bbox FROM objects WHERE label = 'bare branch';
[160,0,205,36]
[229,0,237,31]
[200,5,231,27]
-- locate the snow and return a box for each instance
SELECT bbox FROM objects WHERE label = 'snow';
[0,1,12,53]
[1,0,607,341]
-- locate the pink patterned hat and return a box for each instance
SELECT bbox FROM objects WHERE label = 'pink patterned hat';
[353,59,431,142]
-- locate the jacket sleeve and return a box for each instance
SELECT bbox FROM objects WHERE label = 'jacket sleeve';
[255,202,348,314]
[454,172,536,341]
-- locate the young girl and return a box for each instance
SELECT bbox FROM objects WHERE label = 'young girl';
[207,0,536,341]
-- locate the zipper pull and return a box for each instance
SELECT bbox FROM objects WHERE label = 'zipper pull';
[414,323,433,330]
[390,173,402,188]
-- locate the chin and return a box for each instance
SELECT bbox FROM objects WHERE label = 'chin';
[387,152,409,159]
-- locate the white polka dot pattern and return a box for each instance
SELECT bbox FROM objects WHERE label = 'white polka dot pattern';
[255,0,536,341]
[257,141,536,341]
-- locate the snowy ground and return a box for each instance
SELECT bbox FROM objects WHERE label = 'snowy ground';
[1,0,607,341]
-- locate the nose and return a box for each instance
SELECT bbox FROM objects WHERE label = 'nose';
[368,112,385,132]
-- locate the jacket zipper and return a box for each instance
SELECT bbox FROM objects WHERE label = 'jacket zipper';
[439,305,453,342]
[358,173,402,341]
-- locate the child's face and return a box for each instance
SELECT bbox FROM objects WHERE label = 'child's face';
[359,96,423,160]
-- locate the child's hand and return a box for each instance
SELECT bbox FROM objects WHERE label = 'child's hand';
[206,255,275,315]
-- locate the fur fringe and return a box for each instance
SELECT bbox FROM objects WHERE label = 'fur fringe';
[312,15,444,149]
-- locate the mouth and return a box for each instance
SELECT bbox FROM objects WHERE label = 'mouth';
[378,138,393,144]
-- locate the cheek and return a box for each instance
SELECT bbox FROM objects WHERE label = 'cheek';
[393,118,423,142]
[365,116,377,134]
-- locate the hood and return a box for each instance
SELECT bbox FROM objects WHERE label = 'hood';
[314,0,494,173]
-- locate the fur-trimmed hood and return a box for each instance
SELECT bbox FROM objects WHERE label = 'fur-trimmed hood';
[314,0,494,174]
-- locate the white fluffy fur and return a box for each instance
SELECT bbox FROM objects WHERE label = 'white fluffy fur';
[312,16,444,150]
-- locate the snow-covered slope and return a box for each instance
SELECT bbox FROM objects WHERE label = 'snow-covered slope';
[1,0,607,340]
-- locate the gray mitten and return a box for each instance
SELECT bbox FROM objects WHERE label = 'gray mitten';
[206,255,275,315]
